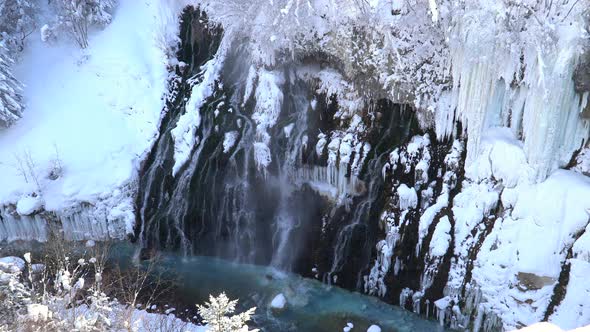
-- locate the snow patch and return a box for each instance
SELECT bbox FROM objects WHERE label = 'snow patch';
[223,131,239,153]
[429,216,451,257]
[171,55,226,176]
[16,194,44,216]
[367,325,381,332]
[397,184,418,210]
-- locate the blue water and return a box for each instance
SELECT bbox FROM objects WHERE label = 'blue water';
[144,251,448,332]
[1,241,449,332]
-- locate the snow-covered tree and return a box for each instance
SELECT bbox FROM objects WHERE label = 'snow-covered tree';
[197,293,258,332]
[0,0,36,128]
[0,0,38,54]
[53,0,117,48]
[0,45,24,128]
[0,266,31,326]
[0,248,258,331]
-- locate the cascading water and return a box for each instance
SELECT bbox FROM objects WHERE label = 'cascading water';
[135,7,418,280]
[133,6,589,332]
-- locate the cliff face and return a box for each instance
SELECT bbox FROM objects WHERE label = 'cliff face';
[131,7,590,331]
[575,55,590,95]
[575,54,590,119]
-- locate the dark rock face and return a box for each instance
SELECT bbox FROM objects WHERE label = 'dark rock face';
[574,53,590,94]
[134,6,476,329]
[135,7,420,276]
[574,46,590,119]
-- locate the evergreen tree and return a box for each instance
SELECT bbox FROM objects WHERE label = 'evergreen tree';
[0,45,23,128]
[0,0,38,54]
[197,293,259,332]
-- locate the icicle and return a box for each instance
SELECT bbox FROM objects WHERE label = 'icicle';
[399,288,413,309]
[441,14,590,182]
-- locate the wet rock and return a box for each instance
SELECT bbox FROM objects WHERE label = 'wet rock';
[581,103,590,120]
[574,53,590,94]
[139,248,157,261]
[516,272,556,291]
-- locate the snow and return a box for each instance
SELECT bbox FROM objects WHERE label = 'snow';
[270,293,287,311]
[40,24,52,43]
[472,128,532,188]
[550,259,590,330]
[428,0,439,23]
[0,256,25,273]
[343,322,354,332]
[429,216,451,257]
[514,322,572,332]
[171,53,226,176]
[16,194,44,215]
[131,309,208,332]
[397,184,418,210]
[417,192,448,252]
[315,133,327,157]
[0,1,587,330]
[367,325,381,332]
[254,142,272,170]
[283,123,294,138]
[223,131,239,153]
[434,296,450,310]
[434,296,451,326]
[27,304,51,322]
[0,0,177,236]
[252,69,285,171]
[448,128,590,330]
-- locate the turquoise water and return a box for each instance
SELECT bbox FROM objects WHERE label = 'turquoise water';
[136,250,448,332]
[1,241,449,332]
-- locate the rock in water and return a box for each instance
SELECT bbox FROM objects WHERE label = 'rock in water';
[367,325,382,332]
[270,293,287,312]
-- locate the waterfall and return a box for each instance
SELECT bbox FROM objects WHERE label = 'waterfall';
[132,6,590,331]
[134,7,418,278]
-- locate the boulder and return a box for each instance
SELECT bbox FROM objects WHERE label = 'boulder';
[516,272,556,291]
[270,293,287,313]
[367,325,382,332]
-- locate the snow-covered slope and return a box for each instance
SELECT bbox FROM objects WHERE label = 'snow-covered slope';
[0,0,180,239]
[453,129,590,330]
